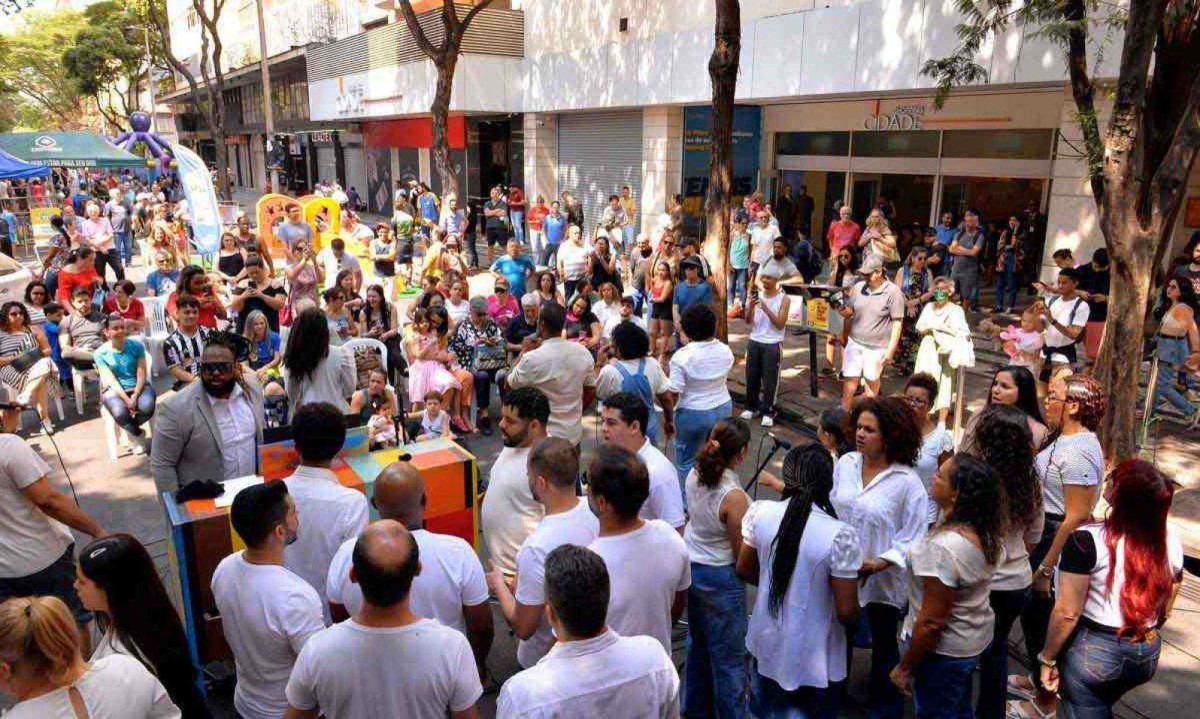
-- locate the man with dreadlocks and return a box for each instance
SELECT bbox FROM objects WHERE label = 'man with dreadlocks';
[151,331,265,495]
[735,442,864,717]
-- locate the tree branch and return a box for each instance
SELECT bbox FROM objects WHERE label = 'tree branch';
[460,0,499,31]
[396,0,444,60]
[1148,69,1200,223]
[1062,0,1106,205]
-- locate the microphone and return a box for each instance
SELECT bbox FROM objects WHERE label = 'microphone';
[767,433,792,450]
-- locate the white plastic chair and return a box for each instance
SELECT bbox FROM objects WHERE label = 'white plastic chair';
[342,337,389,380]
[142,296,171,338]
[72,368,99,415]
[100,400,151,460]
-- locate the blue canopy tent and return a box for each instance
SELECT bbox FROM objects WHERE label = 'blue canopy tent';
[0,148,50,180]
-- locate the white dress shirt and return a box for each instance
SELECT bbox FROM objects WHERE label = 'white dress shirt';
[282,465,370,620]
[497,630,680,719]
[830,452,929,608]
[668,339,734,411]
[207,383,257,480]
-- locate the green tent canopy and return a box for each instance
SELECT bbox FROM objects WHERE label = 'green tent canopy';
[0,132,144,169]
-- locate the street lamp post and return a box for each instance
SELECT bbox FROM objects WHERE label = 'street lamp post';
[255,0,278,192]
[143,27,158,134]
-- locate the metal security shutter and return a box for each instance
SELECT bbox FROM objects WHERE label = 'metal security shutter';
[316,146,337,186]
[343,146,368,205]
[557,111,643,241]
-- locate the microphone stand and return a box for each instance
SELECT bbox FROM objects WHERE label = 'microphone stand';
[743,437,788,499]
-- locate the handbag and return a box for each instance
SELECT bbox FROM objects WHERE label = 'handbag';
[473,342,508,371]
[9,346,43,373]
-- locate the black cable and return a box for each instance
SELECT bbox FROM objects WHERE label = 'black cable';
[40,420,81,506]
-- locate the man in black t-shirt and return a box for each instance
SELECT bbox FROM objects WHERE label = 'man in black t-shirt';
[230,254,288,333]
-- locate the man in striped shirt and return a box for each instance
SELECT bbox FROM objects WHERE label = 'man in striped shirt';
[162,296,211,390]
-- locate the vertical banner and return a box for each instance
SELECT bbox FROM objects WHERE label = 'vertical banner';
[171,143,222,254]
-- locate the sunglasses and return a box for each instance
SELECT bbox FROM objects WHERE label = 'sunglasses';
[200,361,234,374]
[495,286,508,292]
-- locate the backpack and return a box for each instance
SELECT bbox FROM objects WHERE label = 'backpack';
[1047,295,1086,344]
[613,358,660,440]
[794,239,823,282]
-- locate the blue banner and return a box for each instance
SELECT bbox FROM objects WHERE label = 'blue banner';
[171,143,222,254]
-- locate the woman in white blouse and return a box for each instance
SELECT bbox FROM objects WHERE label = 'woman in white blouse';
[1039,459,1183,719]
[737,442,862,717]
[969,405,1045,719]
[0,596,180,719]
[668,303,735,485]
[1014,375,1108,715]
[890,454,1005,717]
[830,396,928,719]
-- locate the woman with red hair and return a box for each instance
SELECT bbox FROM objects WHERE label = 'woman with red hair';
[1038,459,1183,718]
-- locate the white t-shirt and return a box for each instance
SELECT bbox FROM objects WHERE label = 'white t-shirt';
[1043,294,1090,350]
[589,521,691,655]
[1035,431,1104,516]
[285,618,482,719]
[668,339,734,411]
[317,248,362,290]
[595,357,669,403]
[481,446,544,576]
[914,426,954,523]
[282,465,371,618]
[497,630,680,719]
[0,434,71,577]
[749,224,782,265]
[325,529,488,632]
[3,654,180,719]
[514,498,600,667]
[638,440,686,528]
[557,241,590,280]
[742,500,863,690]
[902,530,995,657]
[210,553,326,719]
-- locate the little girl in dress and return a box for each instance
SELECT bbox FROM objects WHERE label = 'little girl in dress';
[405,308,460,409]
[998,307,1045,375]
[366,394,398,449]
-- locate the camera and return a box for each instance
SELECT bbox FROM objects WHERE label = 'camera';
[827,290,845,310]
[248,280,258,290]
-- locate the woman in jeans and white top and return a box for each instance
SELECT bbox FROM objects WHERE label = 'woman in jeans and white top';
[740,265,790,427]
[1014,375,1108,717]
[0,595,180,718]
[737,443,863,718]
[668,304,735,485]
[891,454,1004,719]
[683,418,751,718]
[903,373,955,525]
[969,405,1046,719]
[830,396,928,719]
[1040,460,1183,719]
[1151,277,1200,426]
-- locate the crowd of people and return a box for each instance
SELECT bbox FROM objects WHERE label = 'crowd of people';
[0,169,1191,719]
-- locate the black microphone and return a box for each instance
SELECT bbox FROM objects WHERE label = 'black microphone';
[768,433,792,450]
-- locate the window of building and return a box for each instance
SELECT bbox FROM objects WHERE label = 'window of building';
[775,131,850,156]
[940,129,1055,160]
[849,130,940,158]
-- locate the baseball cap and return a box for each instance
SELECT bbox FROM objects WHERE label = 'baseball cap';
[681,255,704,270]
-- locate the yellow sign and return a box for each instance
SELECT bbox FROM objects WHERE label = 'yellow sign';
[806,298,830,331]
[29,207,61,242]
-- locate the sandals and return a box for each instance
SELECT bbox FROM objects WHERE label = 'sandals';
[1006,674,1038,703]
[1006,699,1055,719]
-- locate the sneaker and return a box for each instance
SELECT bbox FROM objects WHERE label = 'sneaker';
[761,415,775,428]
[130,442,146,456]
[739,410,754,420]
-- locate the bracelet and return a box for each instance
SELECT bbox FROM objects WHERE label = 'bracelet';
[1037,565,1055,577]
[1037,652,1057,668]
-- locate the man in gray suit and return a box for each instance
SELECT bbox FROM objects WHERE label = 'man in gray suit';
[151,335,265,496]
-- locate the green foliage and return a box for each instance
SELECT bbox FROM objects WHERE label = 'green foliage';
[61,0,163,121]
[0,9,91,129]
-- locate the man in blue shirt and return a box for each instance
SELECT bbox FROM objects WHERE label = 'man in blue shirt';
[673,255,714,326]
[0,208,15,257]
[490,239,536,300]
[541,201,567,267]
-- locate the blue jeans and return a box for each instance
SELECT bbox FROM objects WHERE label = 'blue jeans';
[749,665,841,719]
[730,268,748,307]
[622,224,637,254]
[44,269,58,300]
[1059,626,1161,719]
[913,652,979,719]
[674,399,732,486]
[543,242,559,268]
[101,385,156,430]
[1153,335,1196,415]
[115,230,133,265]
[978,586,1032,719]
[684,563,747,718]
[510,210,525,245]
[995,264,1019,309]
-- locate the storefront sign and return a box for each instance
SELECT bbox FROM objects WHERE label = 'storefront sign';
[309,131,335,144]
[682,106,762,200]
[864,104,926,131]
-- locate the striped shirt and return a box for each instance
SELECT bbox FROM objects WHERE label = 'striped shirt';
[162,326,211,376]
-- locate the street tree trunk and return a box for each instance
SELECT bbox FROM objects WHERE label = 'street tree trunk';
[397,0,498,200]
[703,0,740,341]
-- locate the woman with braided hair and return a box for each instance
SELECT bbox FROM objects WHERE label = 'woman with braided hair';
[736,442,863,717]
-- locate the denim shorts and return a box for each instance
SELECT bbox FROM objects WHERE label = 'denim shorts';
[0,544,91,624]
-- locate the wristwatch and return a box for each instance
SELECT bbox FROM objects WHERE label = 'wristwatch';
[1037,652,1057,668]
[1037,564,1055,578]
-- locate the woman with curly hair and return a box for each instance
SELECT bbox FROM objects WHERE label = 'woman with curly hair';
[970,405,1044,719]
[1012,374,1108,716]
[890,454,1006,717]
[830,396,928,719]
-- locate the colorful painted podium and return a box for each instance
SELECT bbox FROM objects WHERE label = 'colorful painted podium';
[163,433,479,669]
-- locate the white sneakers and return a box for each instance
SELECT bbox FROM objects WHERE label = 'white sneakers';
[740,409,775,427]
[739,410,754,420]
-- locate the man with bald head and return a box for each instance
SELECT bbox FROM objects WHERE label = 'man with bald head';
[325,461,492,675]
[285,520,483,719]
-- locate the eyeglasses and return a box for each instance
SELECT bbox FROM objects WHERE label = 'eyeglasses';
[495,287,508,292]
[199,361,234,374]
